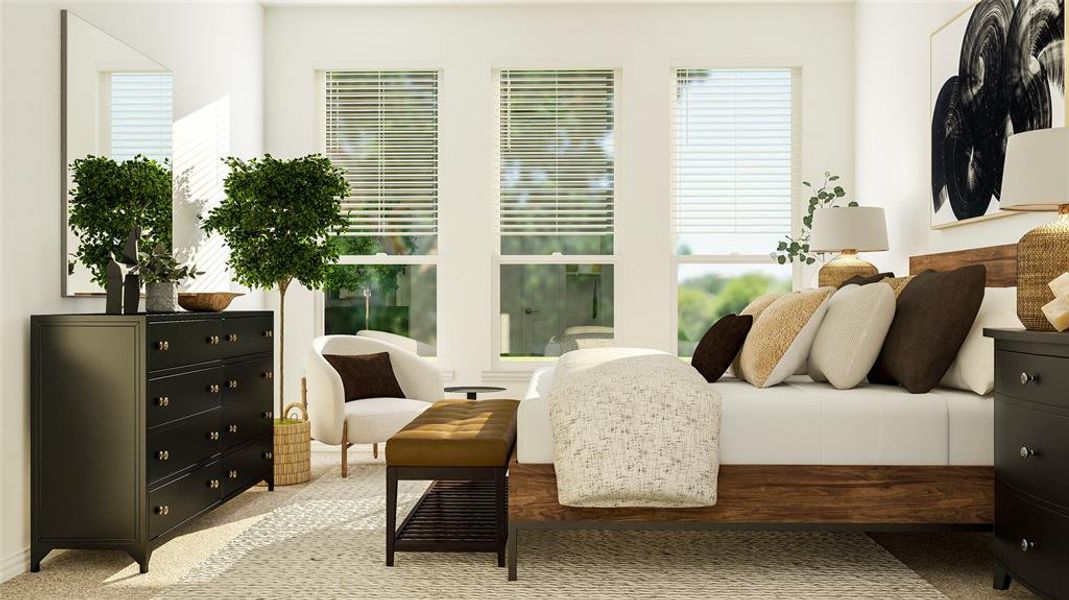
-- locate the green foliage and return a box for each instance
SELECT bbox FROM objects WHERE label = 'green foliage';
[135,234,201,284]
[322,236,409,295]
[772,171,858,265]
[677,271,791,354]
[202,155,350,293]
[68,155,173,286]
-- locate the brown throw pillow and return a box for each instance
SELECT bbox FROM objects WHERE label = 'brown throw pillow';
[323,352,406,402]
[868,265,986,393]
[691,314,753,383]
[840,272,894,288]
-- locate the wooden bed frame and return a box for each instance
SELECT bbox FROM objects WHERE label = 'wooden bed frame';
[506,244,1018,581]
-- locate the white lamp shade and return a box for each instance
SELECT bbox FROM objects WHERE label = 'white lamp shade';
[809,206,889,252]
[1001,127,1069,211]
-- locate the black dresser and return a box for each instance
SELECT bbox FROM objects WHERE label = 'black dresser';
[985,328,1069,599]
[30,311,275,573]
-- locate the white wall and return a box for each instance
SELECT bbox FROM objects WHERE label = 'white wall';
[854,0,1052,274]
[264,2,856,401]
[0,0,264,581]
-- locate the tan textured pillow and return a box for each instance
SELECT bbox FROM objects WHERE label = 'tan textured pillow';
[729,292,786,380]
[808,283,896,389]
[739,288,835,388]
[883,276,915,297]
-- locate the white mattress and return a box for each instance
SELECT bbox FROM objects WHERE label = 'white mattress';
[518,368,993,466]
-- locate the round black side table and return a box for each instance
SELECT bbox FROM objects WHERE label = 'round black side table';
[444,386,506,400]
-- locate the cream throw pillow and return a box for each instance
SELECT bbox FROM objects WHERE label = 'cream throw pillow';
[739,288,835,388]
[729,292,786,381]
[941,287,1021,395]
[808,283,896,389]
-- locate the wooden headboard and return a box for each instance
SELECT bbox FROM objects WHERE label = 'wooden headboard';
[909,244,1017,287]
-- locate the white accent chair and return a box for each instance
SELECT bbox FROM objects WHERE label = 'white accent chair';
[305,335,441,477]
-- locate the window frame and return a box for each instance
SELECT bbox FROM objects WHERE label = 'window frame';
[313,68,442,355]
[489,67,619,371]
[669,65,803,357]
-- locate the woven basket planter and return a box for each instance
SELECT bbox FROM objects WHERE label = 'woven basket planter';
[265,402,311,487]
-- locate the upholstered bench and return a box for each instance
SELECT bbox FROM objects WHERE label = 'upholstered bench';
[385,399,519,567]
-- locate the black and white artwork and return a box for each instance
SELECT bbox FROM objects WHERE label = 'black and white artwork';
[931,0,1065,228]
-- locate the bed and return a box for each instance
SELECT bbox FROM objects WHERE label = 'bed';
[506,244,1017,581]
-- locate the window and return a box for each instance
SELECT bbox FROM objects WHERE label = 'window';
[673,68,797,357]
[105,72,173,163]
[495,69,615,361]
[320,70,439,355]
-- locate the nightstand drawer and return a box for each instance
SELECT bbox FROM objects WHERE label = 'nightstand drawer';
[996,350,1069,409]
[996,399,1069,508]
[147,409,222,486]
[147,366,223,428]
[995,483,1069,597]
[219,316,274,358]
[148,461,223,540]
[147,319,222,372]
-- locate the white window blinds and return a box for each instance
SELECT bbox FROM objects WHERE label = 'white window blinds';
[497,69,615,249]
[324,70,439,238]
[673,69,794,254]
[108,72,173,163]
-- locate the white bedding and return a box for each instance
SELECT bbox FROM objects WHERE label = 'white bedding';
[519,368,993,466]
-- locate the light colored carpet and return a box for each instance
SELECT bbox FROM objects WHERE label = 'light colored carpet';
[0,445,1038,599]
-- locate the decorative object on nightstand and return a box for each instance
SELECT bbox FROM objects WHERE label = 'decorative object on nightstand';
[1000,127,1069,331]
[809,206,889,288]
[1042,272,1069,332]
[984,328,1069,598]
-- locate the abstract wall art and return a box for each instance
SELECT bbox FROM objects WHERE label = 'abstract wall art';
[931,0,1065,229]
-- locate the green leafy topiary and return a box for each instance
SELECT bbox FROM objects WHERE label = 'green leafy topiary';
[68,155,172,285]
[772,171,857,265]
[202,154,349,409]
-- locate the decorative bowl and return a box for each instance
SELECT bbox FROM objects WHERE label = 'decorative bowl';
[177,292,244,312]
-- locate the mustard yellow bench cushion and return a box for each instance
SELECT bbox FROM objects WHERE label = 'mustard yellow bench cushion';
[385,399,519,467]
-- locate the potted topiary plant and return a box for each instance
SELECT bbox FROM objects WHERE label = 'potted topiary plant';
[202,154,349,413]
[135,234,201,313]
[68,154,173,287]
[772,171,857,266]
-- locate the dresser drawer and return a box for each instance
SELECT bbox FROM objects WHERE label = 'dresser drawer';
[995,483,1069,597]
[222,437,273,497]
[148,461,223,539]
[996,350,1069,409]
[219,316,274,358]
[147,409,222,485]
[147,319,222,372]
[222,357,274,449]
[147,366,223,428]
[996,399,1069,508]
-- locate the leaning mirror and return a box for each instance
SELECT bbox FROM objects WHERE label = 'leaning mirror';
[62,10,173,296]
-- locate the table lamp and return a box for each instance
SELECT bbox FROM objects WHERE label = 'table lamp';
[809,206,889,288]
[1000,127,1069,331]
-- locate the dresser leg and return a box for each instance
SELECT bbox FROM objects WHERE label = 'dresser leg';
[267,476,275,492]
[993,563,1011,590]
[128,547,151,574]
[30,546,50,572]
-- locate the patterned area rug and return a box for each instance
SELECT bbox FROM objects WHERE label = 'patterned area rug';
[157,464,946,599]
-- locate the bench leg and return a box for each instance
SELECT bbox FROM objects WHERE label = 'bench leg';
[507,524,518,581]
[495,467,507,567]
[373,443,378,459]
[385,466,397,566]
[341,422,349,478]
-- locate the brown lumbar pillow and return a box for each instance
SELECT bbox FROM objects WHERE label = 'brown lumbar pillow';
[323,352,406,401]
[840,272,894,288]
[691,314,753,383]
[868,265,986,393]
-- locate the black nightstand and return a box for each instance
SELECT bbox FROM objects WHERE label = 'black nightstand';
[984,328,1069,599]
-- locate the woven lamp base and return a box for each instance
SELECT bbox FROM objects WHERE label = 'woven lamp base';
[1017,210,1069,331]
[818,252,878,288]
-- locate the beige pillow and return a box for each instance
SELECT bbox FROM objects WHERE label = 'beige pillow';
[884,275,915,297]
[729,292,786,381]
[739,288,835,388]
[941,287,1021,395]
[808,283,896,389]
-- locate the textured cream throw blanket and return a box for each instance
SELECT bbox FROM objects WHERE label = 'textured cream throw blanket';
[548,348,722,508]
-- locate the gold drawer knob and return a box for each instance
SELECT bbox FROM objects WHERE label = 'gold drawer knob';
[226,333,239,342]
[208,479,221,489]
[228,469,239,479]
[1020,372,1036,385]
[227,424,239,433]
[262,371,273,379]
[155,340,170,351]
[263,330,273,339]
[156,505,170,516]
[209,431,220,441]
[156,450,170,461]
[263,411,273,419]
[1020,446,1037,459]
[263,451,273,460]
[209,384,221,394]
[156,396,170,407]
[1020,538,1035,552]
[207,335,221,345]
[228,380,239,390]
